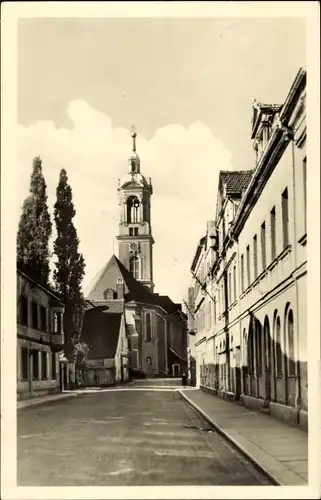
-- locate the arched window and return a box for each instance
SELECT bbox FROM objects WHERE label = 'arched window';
[263,316,271,371]
[129,256,140,279]
[287,309,295,376]
[127,196,140,223]
[256,321,262,376]
[275,316,282,376]
[103,288,115,300]
[145,312,152,342]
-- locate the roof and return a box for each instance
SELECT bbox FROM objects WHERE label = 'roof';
[81,310,122,359]
[218,170,254,196]
[17,263,64,305]
[87,254,180,314]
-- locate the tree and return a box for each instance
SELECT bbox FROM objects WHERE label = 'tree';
[17,156,52,285]
[53,169,86,359]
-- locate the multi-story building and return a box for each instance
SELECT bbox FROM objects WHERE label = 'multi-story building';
[17,266,68,400]
[187,67,307,428]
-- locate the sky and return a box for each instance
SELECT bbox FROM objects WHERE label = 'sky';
[17,16,306,303]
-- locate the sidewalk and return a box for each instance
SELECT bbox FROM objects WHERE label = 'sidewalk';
[17,392,80,410]
[180,389,308,486]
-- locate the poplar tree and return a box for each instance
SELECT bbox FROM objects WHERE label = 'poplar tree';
[17,156,52,285]
[53,169,86,358]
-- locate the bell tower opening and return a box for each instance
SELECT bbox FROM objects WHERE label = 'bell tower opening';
[127,196,141,223]
[117,126,155,291]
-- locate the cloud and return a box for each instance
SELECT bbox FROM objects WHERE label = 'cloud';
[17,100,234,302]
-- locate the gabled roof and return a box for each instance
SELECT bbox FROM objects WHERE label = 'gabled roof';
[219,170,254,196]
[81,310,122,359]
[87,254,180,314]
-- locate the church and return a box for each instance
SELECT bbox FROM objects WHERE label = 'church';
[81,129,187,381]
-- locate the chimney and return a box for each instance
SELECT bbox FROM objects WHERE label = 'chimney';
[116,278,124,299]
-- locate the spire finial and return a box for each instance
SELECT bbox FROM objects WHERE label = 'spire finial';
[131,124,137,152]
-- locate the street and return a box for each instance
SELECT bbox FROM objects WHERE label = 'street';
[17,387,272,486]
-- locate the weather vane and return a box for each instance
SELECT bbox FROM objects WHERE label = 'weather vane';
[131,124,137,152]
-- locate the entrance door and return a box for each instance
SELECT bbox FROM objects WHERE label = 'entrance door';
[172,364,180,378]
[264,317,271,401]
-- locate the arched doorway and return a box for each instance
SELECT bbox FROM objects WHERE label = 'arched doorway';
[263,316,271,401]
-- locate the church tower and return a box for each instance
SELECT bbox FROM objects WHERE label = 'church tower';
[116,127,154,291]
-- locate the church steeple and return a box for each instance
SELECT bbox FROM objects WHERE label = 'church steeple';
[116,127,154,291]
[128,124,140,174]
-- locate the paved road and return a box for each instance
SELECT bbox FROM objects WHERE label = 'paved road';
[17,389,272,486]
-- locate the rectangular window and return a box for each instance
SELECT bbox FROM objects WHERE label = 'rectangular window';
[32,351,39,380]
[281,188,289,248]
[31,302,38,329]
[41,351,47,380]
[228,272,232,305]
[253,235,258,279]
[241,254,244,292]
[233,265,237,302]
[51,353,57,380]
[261,222,266,269]
[19,296,29,326]
[21,347,29,380]
[270,207,276,260]
[134,228,138,236]
[246,245,251,287]
[40,306,47,332]
[129,228,133,236]
[303,157,307,233]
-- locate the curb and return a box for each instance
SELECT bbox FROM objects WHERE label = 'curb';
[179,389,281,486]
[17,392,80,410]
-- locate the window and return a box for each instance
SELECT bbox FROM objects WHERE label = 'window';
[32,351,39,380]
[261,222,266,269]
[40,306,47,332]
[129,256,140,279]
[287,309,295,376]
[270,207,276,260]
[256,323,262,376]
[145,313,152,342]
[19,296,28,326]
[233,265,237,302]
[51,353,57,380]
[103,288,115,300]
[303,157,307,232]
[129,228,134,236]
[127,196,140,223]
[240,254,244,292]
[253,235,258,279]
[275,317,282,376]
[42,351,47,380]
[21,347,28,380]
[281,188,289,248]
[228,272,232,305]
[31,302,38,329]
[246,245,251,287]
[134,228,139,236]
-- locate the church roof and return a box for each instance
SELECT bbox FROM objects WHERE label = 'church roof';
[81,310,122,359]
[87,254,180,314]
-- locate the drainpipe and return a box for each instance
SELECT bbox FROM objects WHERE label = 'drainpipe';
[291,138,302,411]
[164,317,168,376]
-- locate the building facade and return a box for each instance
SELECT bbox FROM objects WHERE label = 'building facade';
[17,268,68,400]
[187,67,307,428]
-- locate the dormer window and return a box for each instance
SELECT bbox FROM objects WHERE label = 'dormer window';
[103,288,115,300]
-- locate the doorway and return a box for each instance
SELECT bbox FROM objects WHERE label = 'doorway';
[263,316,271,401]
[172,364,180,378]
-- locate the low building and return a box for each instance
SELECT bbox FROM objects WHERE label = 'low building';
[81,302,129,386]
[17,267,68,400]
